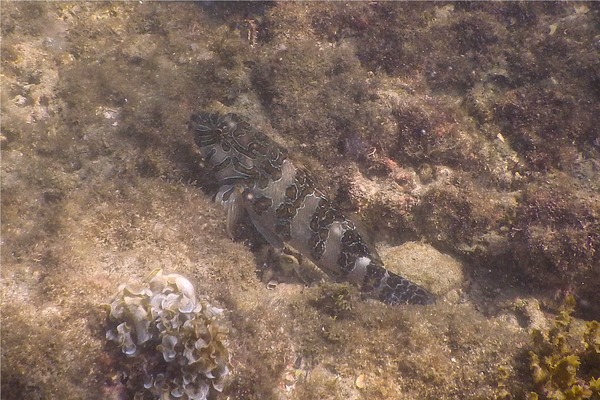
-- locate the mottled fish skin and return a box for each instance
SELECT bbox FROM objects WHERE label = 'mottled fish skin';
[189,112,435,305]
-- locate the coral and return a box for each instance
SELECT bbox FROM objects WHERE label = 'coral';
[105,269,231,400]
[528,296,600,400]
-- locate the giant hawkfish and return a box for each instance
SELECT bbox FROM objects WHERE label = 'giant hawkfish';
[189,112,435,305]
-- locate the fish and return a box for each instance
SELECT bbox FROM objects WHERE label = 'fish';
[189,112,435,305]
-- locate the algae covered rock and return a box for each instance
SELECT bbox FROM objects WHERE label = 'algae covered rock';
[105,269,231,400]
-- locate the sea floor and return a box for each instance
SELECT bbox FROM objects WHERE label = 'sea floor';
[2,3,599,399]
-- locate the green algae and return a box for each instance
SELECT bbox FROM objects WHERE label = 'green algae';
[104,270,231,399]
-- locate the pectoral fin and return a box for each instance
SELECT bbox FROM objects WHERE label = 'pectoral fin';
[245,206,285,249]
[216,185,245,239]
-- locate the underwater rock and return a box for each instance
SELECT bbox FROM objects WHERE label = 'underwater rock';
[379,242,465,301]
[105,269,231,400]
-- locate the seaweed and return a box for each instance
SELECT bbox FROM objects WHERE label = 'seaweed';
[529,296,600,400]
